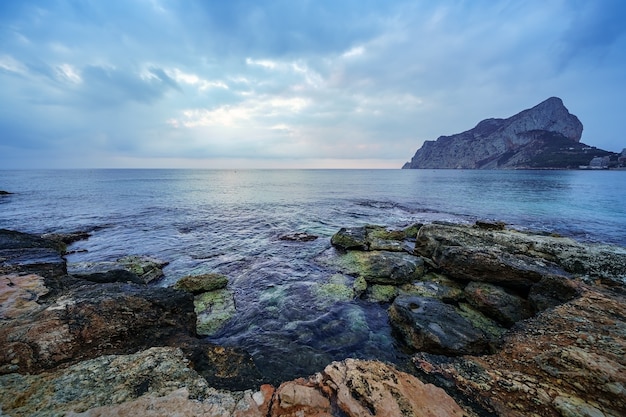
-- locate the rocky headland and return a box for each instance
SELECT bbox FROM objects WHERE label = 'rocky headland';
[1,222,625,416]
[403,97,620,169]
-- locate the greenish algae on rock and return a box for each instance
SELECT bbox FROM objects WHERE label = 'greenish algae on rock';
[314,274,355,306]
[322,250,425,285]
[194,289,236,336]
[175,273,228,294]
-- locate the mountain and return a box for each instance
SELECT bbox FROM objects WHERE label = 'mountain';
[402,97,616,169]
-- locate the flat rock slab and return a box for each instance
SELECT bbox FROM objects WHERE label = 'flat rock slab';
[0,229,67,279]
[415,223,626,285]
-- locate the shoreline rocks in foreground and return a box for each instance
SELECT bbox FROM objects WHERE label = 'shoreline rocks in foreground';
[1,223,625,416]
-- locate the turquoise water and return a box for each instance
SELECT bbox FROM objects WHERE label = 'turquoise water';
[1,169,624,382]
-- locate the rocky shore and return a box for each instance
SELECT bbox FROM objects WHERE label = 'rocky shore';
[1,222,625,416]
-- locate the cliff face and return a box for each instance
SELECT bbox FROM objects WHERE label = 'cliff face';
[403,97,586,169]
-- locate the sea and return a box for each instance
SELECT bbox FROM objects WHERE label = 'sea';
[1,169,625,383]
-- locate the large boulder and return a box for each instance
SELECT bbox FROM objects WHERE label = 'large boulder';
[331,225,418,252]
[415,222,626,286]
[0,281,196,375]
[270,359,465,417]
[388,295,493,355]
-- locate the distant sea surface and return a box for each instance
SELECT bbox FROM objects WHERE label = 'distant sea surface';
[1,169,625,382]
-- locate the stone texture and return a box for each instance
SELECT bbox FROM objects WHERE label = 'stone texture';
[388,295,492,355]
[194,288,236,336]
[0,229,67,280]
[0,281,196,375]
[403,97,585,169]
[413,285,626,417]
[174,273,229,294]
[415,222,626,286]
[464,281,534,327]
[68,255,168,284]
[0,274,49,320]
[322,250,425,285]
[0,347,263,417]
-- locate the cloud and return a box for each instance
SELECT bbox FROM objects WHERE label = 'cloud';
[0,0,625,168]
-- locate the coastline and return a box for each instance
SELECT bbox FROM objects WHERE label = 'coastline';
[1,221,625,416]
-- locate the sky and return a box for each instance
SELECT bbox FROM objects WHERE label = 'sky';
[1,0,625,169]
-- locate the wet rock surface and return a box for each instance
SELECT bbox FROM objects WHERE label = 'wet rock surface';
[1,223,625,416]
[389,295,494,355]
[413,285,626,417]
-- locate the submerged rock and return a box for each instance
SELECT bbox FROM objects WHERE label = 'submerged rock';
[194,289,236,336]
[322,250,425,285]
[279,232,318,242]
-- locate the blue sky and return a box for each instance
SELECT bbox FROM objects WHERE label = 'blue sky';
[1,0,625,169]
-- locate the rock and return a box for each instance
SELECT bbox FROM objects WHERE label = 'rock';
[433,245,563,290]
[352,276,367,298]
[365,284,398,303]
[117,255,168,284]
[69,255,168,284]
[398,272,464,302]
[0,274,49,320]
[464,282,534,327]
[74,269,144,284]
[194,289,236,336]
[181,342,264,391]
[388,295,492,355]
[0,229,67,280]
[0,190,12,195]
[528,274,582,311]
[174,273,228,294]
[279,232,318,242]
[0,347,264,417]
[402,97,595,169]
[475,220,506,230]
[415,222,626,286]
[40,231,91,251]
[322,250,425,285]
[313,274,355,305]
[413,285,626,416]
[0,281,196,374]
[269,359,466,416]
[331,225,416,252]
[272,380,331,416]
[330,227,369,250]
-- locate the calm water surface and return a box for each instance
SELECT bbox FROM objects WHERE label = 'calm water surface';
[1,169,624,382]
